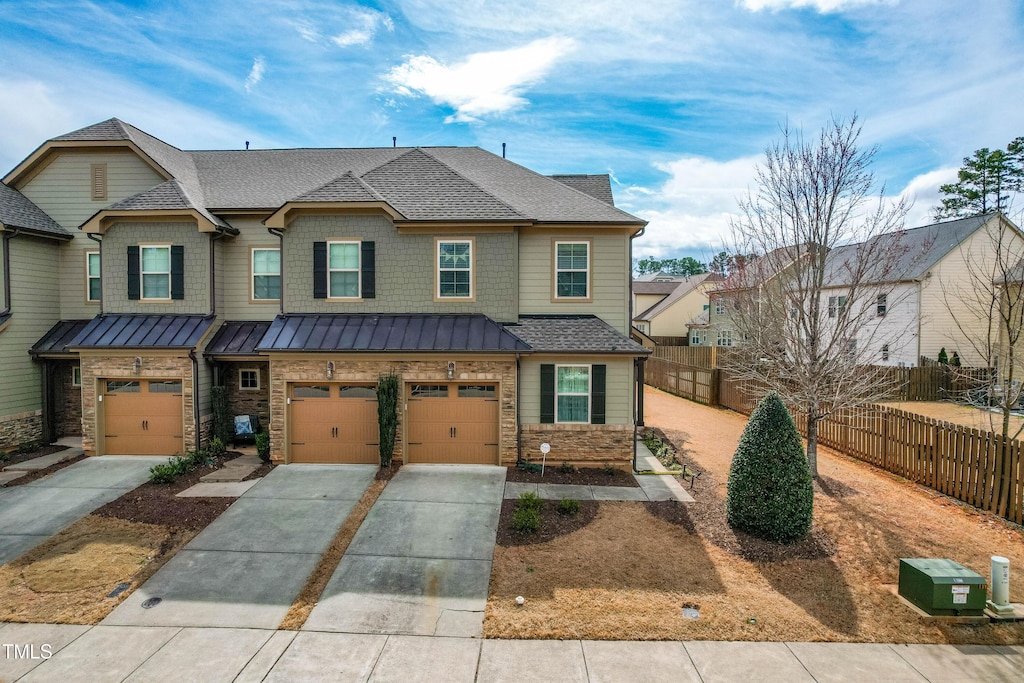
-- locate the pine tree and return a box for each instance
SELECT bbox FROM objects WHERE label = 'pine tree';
[935,139,1024,219]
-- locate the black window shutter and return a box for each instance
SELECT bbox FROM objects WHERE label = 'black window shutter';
[361,241,375,299]
[313,241,327,299]
[591,364,606,425]
[170,245,184,300]
[540,364,555,424]
[127,245,140,300]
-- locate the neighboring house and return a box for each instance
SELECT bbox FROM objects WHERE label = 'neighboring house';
[631,272,684,330]
[632,272,722,338]
[705,214,1024,366]
[0,118,650,465]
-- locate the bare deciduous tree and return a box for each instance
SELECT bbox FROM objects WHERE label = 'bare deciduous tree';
[720,115,912,477]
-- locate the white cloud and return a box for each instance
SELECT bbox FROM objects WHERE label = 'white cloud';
[244,57,266,93]
[739,0,893,12]
[383,36,576,123]
[292,7,394,48]
[897,167,958,229]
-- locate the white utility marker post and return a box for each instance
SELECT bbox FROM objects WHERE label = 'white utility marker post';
[540,442,550,476]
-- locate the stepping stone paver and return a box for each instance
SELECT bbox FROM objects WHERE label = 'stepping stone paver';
[201,454,262,482]
[2,448,82,471]
[175,480,260,497]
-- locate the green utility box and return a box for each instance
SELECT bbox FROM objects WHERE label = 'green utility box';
[898,558,987,616]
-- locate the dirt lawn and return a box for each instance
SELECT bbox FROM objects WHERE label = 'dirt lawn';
[484,387,1024,643]
[880,400,1024,434]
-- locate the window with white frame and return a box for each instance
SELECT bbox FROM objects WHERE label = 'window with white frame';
[328,242,360,298]
[438,240,472,298]
[828,295,847,318]
[239,369,260,390]
[556,365,590,423]
[690,329,706,345]
[714,299,725,315]
[877,293,887,317]
[252,248,280,300]
[555,242,589,298]
[717,329,733,347]
[86,251,101,302]
[881,344,890,361]
[141,245,171,299]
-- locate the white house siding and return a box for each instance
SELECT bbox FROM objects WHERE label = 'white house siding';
[518,356,633,425]
[17,150,166,320]
[820,282,920,367]
[519,229,631,333]
[0,236,63,418]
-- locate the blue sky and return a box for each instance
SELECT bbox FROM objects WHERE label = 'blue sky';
[1,0,1022,264]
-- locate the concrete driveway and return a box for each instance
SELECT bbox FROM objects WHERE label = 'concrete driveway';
[102,464,377,629]
[0,456,162,566]
[303,464,506,638]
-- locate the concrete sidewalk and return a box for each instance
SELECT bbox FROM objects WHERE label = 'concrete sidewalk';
[0,456,163,567]
[2,622,1021,682]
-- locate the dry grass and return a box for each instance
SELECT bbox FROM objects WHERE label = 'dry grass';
[484,387,1024,643]
[880,400,1024,433]
[0,515,196,624]
[278,478,388,630]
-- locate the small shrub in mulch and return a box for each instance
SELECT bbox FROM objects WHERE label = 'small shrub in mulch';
[557,498,581,516]
[506,465,639,487]
[496,499,599,546]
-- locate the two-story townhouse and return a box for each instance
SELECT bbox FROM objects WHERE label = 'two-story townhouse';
[632,272,722,339]
[0,119,650,467]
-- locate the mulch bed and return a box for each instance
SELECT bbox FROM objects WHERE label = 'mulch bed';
[2,454,86,488]
[94,452,247,530]
[376,459,403,481]
[648,435,837,563]
[0,444,68,468]
[496,499,600,546]
[505,465,638,487]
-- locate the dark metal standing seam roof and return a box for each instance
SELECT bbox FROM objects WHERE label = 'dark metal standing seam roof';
[29,320,92,356]
[255,314,531,353]
[205,321,272,355]
[69,314,214,349]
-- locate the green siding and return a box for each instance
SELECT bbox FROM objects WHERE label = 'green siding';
[0,236,62,417]
[518,231,631,333]
[17,150,166,320]
[219,218,280,321]
[282,214,518,321]
[519,356,633,425]
[102,222,210,314]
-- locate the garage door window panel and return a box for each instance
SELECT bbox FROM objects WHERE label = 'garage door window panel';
[293,385,331,398]
[338,385,376,398]
[148,380,183,393]
[458,385,496,398]
[106,380,140,393]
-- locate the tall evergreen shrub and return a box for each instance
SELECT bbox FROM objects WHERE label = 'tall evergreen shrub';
[726,392,813,542]
[210,385,233,445]
[377,372,399,467]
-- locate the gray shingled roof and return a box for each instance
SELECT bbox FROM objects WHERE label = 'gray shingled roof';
[293,171,388,204]
[549,175,614,206]
[70,314,214,349]
[635,273,721,321]
[0,183,70,239]
[632,281,682,296]
[508,315,649,354]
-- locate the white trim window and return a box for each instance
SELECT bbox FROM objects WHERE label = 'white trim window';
[328,241,360,298]
[716,329,733,347]
[714,299,725,315]
[141,245,171,300]
[881,344,890,362]
[252,248,281,300]
[438,240,472,298]
[876,293,887,317]
[690,329,706,345]
[239,368,260,391]
[555,364,590,423]
[86,251,101,302]
[555,242,589,298]
[828,295,847,318]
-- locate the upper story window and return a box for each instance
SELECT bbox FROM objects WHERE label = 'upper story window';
[86,251,101,302]
[437,239,473,299]
[141,245,171,300]
[252,248,281,301]
[556,365,590,423]
[555,241,589,299]
[714,299,725,315]
[828,295,847,318]
[329,242,360,298]
[717,329,733,347]
[876,293,887,317]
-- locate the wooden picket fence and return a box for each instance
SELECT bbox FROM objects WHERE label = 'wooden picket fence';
[651,345,719,368]
[648,361,1024,524]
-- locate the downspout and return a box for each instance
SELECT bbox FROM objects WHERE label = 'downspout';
[268,228,285,317]
[190,349,201,450]
[87,234,103,316]
[515,352,522,464]
[208,231,226,317]
[1,227,20,318]
[629,225,646,473]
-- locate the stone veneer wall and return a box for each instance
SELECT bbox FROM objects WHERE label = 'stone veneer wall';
[57,361,83,437]
[221,362,271,434]
[0,411,43,452]
[268,357,517,464]
[520,423,634,465]
[79,354,195,456]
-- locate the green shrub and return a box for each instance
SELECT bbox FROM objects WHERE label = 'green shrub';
[255,431,271,463]
[726,392,813,543]
[511,507,540,534]
[937,347,949,365]
[210,385,233,445]
[208,436,226,457]
[557,498,580,516]
[557,461,576,474]
[517,491,543,512]
[602,463,617,476]
[377,372,399,467]
[149,462,177,484]
[170,455,191,476]
[0,450,9,463]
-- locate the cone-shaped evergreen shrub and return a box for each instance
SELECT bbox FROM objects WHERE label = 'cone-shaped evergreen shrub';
[726,392,813,542]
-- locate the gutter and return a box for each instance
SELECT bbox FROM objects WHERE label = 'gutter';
[87,233,103,316]
[209,229,228,317]
[268,228,285,316]
[0,227,17,319]
[516,352,523,464]
[190,349,202,450]
[629,225,646,473]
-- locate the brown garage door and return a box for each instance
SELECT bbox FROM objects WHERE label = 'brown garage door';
[406,383,499,464]
[103,379,184,455]
[289,383,379,463]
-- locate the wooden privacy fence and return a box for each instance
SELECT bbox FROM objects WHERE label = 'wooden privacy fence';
[649,363,1024,524]
[651,345,718,368]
